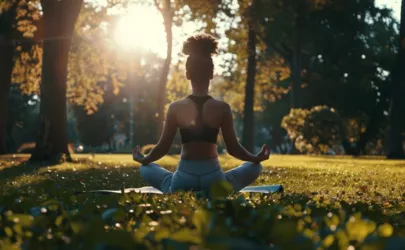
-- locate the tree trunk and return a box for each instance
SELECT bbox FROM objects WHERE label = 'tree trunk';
[289,52,302,154]
[290,16,303,109]
[155,0,172,140]
[290,53,302,109]
[30,0,83,163]
[286,13,304,155]
[0,42,14,155]
[0,8,16,155]
[241,13,257,153]
[387,0,405,159]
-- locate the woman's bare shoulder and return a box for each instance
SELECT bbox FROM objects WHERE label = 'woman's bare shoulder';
[210,98,230,110]
[170,97,229,111]
[168,98,189,110]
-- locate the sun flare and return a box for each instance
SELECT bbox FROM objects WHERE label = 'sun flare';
[114,5,166,55]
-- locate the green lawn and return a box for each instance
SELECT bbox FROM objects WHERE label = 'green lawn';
[1,154,405,249]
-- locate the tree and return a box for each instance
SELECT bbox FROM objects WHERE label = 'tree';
[2,0,145,157]
[213,0,290,152]
[260,0,382,110]
[387,0,405,159]
[302,4,398,155]
[0,6,15,154]
[257,0,398,154]
[153,0,173,139]
[30,0,83,162]
[67,3,126,114]
[241,2,257,152]
[0,0,41,154]
[259,0,321,109]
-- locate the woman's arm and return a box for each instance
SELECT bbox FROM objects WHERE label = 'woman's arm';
[221,103,261,163]
[141,104,177,165]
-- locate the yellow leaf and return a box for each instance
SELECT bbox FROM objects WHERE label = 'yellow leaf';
[378,223,394,238]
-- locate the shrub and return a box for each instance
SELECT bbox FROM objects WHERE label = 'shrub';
[281,106,343,154]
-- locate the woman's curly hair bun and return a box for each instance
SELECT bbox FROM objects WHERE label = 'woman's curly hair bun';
[182,34,218,57]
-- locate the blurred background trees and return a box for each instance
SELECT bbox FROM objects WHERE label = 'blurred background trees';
[0,0,403,161]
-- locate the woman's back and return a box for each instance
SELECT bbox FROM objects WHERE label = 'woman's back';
[173,96,227,160]
[133,34,269,193]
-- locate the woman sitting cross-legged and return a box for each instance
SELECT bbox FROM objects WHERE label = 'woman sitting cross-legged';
[132,34,270,193]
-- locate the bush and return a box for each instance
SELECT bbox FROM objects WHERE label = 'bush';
[281,106,343,154]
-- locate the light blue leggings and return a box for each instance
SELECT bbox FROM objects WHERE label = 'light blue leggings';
[139,159,262,193]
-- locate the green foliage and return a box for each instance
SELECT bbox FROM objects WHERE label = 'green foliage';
[209,180,233,199]
[1,0,42,95]
[214,0,291,115]
[2,155,405,249]
[67,3,130,114]
[282,106,343,154]
[256,0,398,152]
[12,44,42,95]
[4,1,132,115]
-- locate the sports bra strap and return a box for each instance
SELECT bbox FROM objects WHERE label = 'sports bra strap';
[187,95,212,125]
[180,95,218,144]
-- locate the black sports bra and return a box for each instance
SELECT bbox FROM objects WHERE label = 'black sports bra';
[179,95,219,144]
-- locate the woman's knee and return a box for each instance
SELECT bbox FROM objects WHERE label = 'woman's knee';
[139,163,158,180]
[139,163,173,191]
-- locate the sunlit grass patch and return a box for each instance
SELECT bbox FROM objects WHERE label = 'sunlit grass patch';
[1,154,405,249]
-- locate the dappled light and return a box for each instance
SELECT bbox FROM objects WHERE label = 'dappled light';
[2,155,405,248]
[1,0,404,249]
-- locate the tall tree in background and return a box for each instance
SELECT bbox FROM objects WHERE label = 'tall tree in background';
[0,6,15,154]
[258,0,397,155]
[387,0,405,159]
[214,0,290,152]
[301,1,397,155]
[2,0,143,157]
[30,0,83,162]
[260,0,316,109]
[1,0,42,154]
[154,0,173,139]
[241,1,257,152]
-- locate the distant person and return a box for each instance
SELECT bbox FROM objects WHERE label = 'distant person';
[132,34,270,193]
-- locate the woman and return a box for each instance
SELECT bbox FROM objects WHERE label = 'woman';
[132,34,270,193]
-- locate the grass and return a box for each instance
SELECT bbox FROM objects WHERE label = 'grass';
[1,154,405,249]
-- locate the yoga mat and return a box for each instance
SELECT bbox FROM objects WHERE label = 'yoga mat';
[87,185,283,195]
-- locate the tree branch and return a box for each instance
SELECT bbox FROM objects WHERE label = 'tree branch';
[153,0,162,13]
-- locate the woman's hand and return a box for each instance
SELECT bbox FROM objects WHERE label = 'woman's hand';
[132,145,146,165]
[254,144,270,163]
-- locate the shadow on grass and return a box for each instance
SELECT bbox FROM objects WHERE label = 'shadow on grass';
[0,158,47,181]
[0,161,146,210]
[0,158,148,204]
